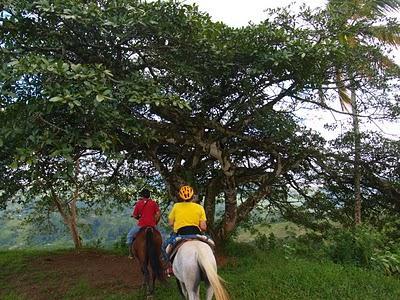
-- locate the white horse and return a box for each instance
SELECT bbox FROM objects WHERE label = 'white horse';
[172,240,229,300]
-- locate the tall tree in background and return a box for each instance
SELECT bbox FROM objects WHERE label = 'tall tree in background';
[326,0,400,225]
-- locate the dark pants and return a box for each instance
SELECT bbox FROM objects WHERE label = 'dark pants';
[177,226,201,235]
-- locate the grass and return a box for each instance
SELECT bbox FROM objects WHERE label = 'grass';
[1,244,400,299]
[222,244,400,299]
[0,249,50,289]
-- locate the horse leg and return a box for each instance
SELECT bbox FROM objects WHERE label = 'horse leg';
[181,274,200,300]
[149,270,156,295]
[187,287,200,300]
[178,280,189,300]
[205,283,214,300]
[141,264,150,293]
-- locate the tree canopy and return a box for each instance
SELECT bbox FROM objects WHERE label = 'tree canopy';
[1,0,399,245]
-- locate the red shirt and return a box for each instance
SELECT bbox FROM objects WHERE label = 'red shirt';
[132,198,160,227]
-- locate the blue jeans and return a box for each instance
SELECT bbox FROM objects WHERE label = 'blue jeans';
[126,225,141,245]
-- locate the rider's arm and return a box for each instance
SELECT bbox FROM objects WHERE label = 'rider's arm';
[199,206,207,232]
[132,201,141,219]
[154,210,161,224]
[199,220,207,232]
[168,204,176,228]
[168,218,174,228]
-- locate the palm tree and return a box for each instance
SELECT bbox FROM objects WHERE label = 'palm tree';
[326,0,400,225]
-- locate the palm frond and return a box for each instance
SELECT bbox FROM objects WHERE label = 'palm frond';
[339,88,352,112]
[374,51,400,70]
[369,0,400,15]
[335,71,352,112]
[328,0,400,18]
[366,25,400,47]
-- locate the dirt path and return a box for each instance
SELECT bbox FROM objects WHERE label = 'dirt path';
[7,250,144,299]
[3,249,230,300]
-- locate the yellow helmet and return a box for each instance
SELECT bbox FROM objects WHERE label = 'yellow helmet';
[179,185,194,201]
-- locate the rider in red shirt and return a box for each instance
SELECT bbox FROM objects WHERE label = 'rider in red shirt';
[127,189,160,258]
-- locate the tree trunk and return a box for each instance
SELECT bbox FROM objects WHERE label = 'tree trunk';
[51,157,83,249]
[351,88,362,225]
[52,196,83,249]
[219,175,237,240]
[66,212,82,249]
[204,177,222,238]
[206,141,238,241]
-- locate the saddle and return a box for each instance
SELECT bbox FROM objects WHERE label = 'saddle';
[166,234,215,263]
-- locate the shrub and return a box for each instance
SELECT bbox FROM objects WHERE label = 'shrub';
[112,235,127,255]
[87,238,103,249]
[254,233,268,250]
[254,232,278,251]
[380,217,400,243]
[223,239,258,257]
[371,250,400,276]
[325,225,384,267]
[268,232,277,249]
[293,232,325,259]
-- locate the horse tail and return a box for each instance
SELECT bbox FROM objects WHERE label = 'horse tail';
[196,244,230,300]
[146,228,163,280]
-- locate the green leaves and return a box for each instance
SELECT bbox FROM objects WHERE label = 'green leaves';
[1,0,399,244]
[95,94,105,102]
[49,96,63,102]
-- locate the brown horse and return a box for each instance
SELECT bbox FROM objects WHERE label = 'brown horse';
[132,226,165,297]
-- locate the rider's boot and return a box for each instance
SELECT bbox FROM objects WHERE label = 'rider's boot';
[159,255,173,277]
[166,264,173,277]
[128,242,134,259]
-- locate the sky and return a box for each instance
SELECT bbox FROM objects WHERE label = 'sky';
[185,0,328,27]
[185,0,399,139]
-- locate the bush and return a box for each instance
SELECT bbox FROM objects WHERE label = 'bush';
[87,238,104,249]
[248,223,400,277]
[371,250,400,276]
[254,233,268,250]
[278,232,325,260]
[254,232,278,251]
[325,225,384,267]
[222,239,258,257]
[268,232,277,249]
[380,217,400,244]
[112,235,127,255]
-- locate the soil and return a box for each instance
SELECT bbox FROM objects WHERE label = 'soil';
[3,249,230,300]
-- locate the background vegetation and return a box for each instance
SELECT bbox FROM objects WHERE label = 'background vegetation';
[1,0,400,298]
[1,239,400,299]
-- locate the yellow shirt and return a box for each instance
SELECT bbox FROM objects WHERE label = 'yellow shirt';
[168,202,207,233]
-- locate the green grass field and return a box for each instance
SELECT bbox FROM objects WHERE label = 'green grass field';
[1,243,400,300]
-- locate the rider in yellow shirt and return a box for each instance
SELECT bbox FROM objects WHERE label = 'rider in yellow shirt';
[168,185,207,235]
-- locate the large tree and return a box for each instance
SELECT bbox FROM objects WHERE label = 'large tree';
[1,0,399,245]
[0,0,185,247]
[118,6,356,240]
